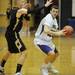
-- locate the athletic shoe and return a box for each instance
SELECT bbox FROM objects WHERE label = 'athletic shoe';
[0,66,5,75]
[48,66,59,74]
[41,65,49,75]
[14,72,22,75]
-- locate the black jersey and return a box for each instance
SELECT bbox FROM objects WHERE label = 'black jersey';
[5,7,26,53]
[6,7,22,32]
[5,6,46,53]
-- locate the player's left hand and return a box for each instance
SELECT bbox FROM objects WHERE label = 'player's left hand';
[45,0,53,7]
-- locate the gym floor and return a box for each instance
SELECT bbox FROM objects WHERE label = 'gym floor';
[0,0,75,75]
[0,32,75,75]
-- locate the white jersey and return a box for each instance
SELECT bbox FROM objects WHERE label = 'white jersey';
[34,13,58,50]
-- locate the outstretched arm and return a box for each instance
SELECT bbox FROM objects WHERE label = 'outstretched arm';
[45,0,53,7]
[16,8,27,18]
[28,0,53,14]
[16,0,53,18]
[44,25,65,36]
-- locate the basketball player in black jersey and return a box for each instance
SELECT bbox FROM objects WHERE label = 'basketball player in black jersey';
[0,0,53,75]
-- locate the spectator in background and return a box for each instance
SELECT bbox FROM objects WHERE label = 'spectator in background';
[33,0,54,30]
[34,0,46,30]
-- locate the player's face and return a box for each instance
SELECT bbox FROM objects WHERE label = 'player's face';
[50,8,59,18]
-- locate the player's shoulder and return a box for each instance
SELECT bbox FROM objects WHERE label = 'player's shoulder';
[45,13,52,20]
[10,7,19,14]
[45,13,51,17]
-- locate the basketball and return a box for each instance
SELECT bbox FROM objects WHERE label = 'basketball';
[63,25,74,37]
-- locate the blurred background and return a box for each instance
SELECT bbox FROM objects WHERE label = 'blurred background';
[0,0,75,75]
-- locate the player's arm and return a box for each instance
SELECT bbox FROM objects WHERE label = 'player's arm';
[28,0,53,14]
[44,25,65,36]
[49,27,58,32]
[16,0,53,17]
[16,8,27,18]
[45,0,53,7]
[13,8,27,31]
[39,0,53,10]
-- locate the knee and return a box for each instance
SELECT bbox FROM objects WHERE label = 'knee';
[20,51,27,57]
[48,51,55,56]
[6,51,12,56]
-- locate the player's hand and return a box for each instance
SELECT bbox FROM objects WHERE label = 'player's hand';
[45,0,53,7]
[18,8,27,14]
[62,29,72,37]
[62,29,68,35]
[57,30,66,36]
[16,8,27,18]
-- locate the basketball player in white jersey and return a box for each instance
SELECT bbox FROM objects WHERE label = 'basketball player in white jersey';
[34,5,65,75]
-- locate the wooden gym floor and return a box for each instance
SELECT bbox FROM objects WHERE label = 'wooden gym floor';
[0,32,75,75]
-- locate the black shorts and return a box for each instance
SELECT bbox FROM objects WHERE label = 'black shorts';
[5,30,26,53]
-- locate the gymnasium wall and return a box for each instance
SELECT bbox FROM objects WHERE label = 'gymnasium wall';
[61,0,75,31]
[0,0,9,27]
[72,0,75,17]
[61,0,72,28]
[0,0,27,28]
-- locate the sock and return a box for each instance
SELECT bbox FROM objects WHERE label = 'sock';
[47,63,52,68]
[42,62,52,69]
[16,64,22,73]
[1,60,6,67]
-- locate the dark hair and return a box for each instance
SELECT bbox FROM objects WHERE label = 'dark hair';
[51,5,58,10]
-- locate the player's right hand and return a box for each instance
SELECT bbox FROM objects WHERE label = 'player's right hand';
[45,0,53,7]
[57,30,66,36]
